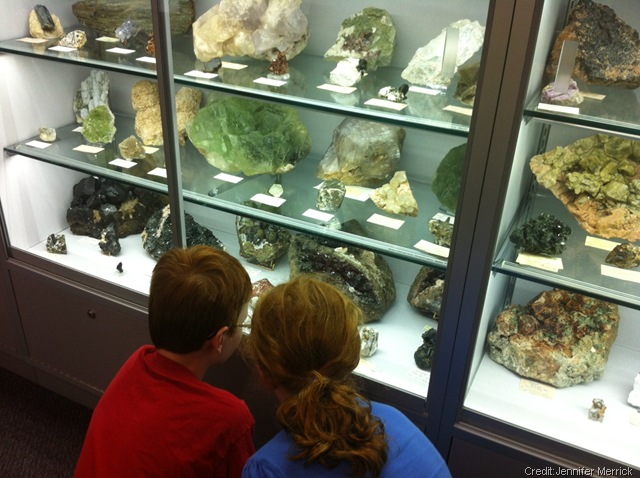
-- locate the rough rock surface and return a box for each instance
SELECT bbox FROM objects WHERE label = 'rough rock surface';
[288,233,396,322]
[487,289,620,388]
[316,118,405,187]
[188,95,310,176]
[432,143,467,212]
[73,70,110,124]
[324,7,396,72]
[407,266,445,318]
[81,105,116,144]
[29,7,65,39]
[371,171,419,217]
[72,0,194,36]
[530,134,640,241]
[545,0,640,89]
[236,204,291,269]
[132,80,202,146]
[193,0,309,62]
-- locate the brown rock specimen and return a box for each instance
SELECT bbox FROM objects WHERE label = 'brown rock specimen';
[29,7,65,39]
[407,266,445,318]
[132,80,202,146]
[530,134,640,242]
[605,242,640,269]
[72,0,195,36]
[487,289,620,388]
[545,0,640,89]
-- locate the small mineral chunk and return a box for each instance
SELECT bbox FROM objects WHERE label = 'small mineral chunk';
[509,213,571,256]
[605,242,640,269]
[268,51,290,79]
[370,171,418,217]
[99,224,121,256]
[46,233,67,254]
[39,127,56,142]
[588,398,606,422]
[428,217,454,247]
[316,179,346,212]
[414,327,437,371]
[628,372,640,408]
[59,30,87,49]
[360,327,379,357]
[541,79,583,106]
[118,135,146,160]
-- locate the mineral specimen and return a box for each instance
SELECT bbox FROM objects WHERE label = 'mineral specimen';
[268,51,289,79]
[59,30,87,49]
[116,262,124,273]
[428,217,454,247]
[39,127,56,142]
[370,171,418,217]
[81,105,116,144]
[118,135,146,160]
[193,0,309,62]
[541,79,584,107]
[236,205,291,269]
[402,19,485,88]
[188,95,311,176]
[487,289,620,388]
[29,5,64,39]
[407,267,446,318]
[67,176,167,239]
[46,233,67,254]
[530,134,640,241]
[377,84,409,103]
[605,242,640,269]
[432,143,467,212]
[132,80,202,146]
[324,8,396,72]
[509,213,572,257]
[414,327,437,371]
[629,372,640,408]
[454,62,480,106]
[588,398,606,422]
[142,205,226,260]
[115,18,149,49]
[72,0,194,37]
[545,0,640,89]
[73,70,110,124]
[99,223,121,256]
[360,327,379,357]
[316,118,405,187]
[329,58,366,87]
[288,233,396,322]
[316,179,346,212]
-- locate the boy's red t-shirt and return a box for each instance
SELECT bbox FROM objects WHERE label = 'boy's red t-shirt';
[75,345,255,478]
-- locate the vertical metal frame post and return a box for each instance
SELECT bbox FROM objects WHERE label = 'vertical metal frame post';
[150,0,186,248]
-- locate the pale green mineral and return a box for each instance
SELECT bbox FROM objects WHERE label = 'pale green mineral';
[81,105,116,144]
[188,95,311,176]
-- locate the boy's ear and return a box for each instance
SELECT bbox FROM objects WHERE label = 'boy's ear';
[209,326,229,354]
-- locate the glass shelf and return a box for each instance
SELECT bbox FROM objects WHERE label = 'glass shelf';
[5,116,451,269]
[493,187,640,309]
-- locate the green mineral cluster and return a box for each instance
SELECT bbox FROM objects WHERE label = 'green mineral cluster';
[188,95,311,176]
[432,143,467,212]
[81,105,116,144]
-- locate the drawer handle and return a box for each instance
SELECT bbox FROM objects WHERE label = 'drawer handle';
[87,309,97,319]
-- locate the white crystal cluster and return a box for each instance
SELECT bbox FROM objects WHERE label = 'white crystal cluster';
[74,70,110,123]
[629,372,640,408]
[193,0,309,62]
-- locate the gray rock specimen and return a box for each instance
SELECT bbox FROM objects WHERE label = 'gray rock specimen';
[193,0,309,62]
[316,179,346,212]
[72,0,195,37]
[236,204,291,269]
[46,233,67,254]
[132,80,202,146]
[360,327,379,357]
[59,30,87,49]
[370,171,418,217]
[29,5,65,39]
[288,233,396,322]
[545,0,640,89]
[428,217,454,247]
[188,95,311,176]
[142,205,226,260]
[588,398,606,422]
[487,289,620,388]
[530,134,640,241]
[402,19,485,88]
[67,176,167,239]
[115,18,149,49]
[99,223,121,256]
[414,327,437,371]
[118,135,146,160]
[316,118,405,187]
[81,105,116,144]
[324,7,396,72]
[39,127,56,142]
[73,70,110,124]
[407,266,445,318]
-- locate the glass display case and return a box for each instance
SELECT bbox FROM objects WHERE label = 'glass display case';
[457,0,640,470]
[0,0,495,415]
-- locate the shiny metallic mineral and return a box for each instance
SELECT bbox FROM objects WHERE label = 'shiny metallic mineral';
[605,242,640,269]
[46,233,67,254]
[509,213,571,256]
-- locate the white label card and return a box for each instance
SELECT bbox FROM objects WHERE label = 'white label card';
[303,209,334,222]
[148,167,167,178]
[519,379,556,398]
[25,140,51,149]
[221,61,248,70]
[317,84,357,94]
[254,77,287,87]
[406,368,431,385]
[137,56,156,64]
[414,240,450,258]
[584,236,620,251]
[582,92,606,101]
[214,172,243,184]
[143,146,159,154]
[432,212,455,224]
[537,103,580,115]
[73,126,83,133]
[367,214,404,230]
[184,70,218,80]
[96,36,120,43]
[106,47,135,55]
[364,98,407,111]
[601,265,640,283]
[409,85,441,96]
[443,105,473,116]
[74,144,104,154]
[49,46,76,52]
[109,159,137,169]
[18,37,47,44]
[251,193,286,208]
[516,252,563,272]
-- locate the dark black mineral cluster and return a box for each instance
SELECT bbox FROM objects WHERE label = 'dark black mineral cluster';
[509,213,571,256]
[414,328,438,371]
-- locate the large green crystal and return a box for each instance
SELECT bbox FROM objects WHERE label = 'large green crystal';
[81,105,116,144]
[432,143,467,212]
[188,95,311,176]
